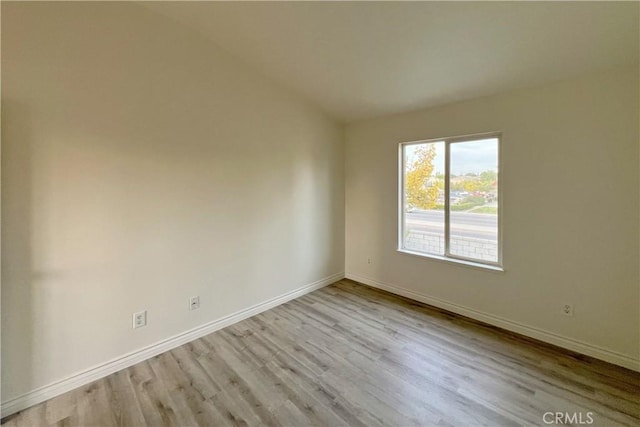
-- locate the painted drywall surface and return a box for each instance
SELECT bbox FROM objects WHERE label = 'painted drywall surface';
[346,66,639,361]
[1,2,344,401]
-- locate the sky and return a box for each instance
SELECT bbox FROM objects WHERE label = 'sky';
[405,138,498,175]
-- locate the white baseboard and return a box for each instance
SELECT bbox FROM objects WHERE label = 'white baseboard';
[346,272,640,372]
[1,272,344,418]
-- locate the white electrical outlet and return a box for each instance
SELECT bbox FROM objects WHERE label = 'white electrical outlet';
[133,310,147,328]
[562,303,574,317]
[189,296,200,311]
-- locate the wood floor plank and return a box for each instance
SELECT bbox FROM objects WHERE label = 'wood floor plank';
[170,345,221,399]
[104,370,147,426]
[3,279,639,426]
[128,361,180,426]
[74,379,119,427]
[270,399,316,427]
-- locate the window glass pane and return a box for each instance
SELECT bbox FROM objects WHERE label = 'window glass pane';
[448,138,499,262]
[403,141,445,255]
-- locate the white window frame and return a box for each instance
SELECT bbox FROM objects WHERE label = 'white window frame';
[398,131,503,271]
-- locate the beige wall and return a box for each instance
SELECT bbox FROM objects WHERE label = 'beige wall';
[345,66,640,367]
[1,2,344,401]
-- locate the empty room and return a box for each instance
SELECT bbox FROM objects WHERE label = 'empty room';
[1,1,638,426]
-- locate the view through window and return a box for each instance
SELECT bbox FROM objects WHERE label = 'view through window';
[400,134,500,265]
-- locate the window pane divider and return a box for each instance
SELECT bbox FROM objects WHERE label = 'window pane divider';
[444,141,451,257]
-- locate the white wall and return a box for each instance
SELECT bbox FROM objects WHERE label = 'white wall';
[345,66,639,368]
[1,2,344,402]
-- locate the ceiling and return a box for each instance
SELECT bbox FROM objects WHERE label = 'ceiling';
[142,1,639,123]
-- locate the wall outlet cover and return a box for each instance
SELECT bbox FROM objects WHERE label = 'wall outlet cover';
[190,296,200,311]
[133,310,147,328]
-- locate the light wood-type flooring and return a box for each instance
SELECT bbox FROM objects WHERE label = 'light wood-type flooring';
[3,279,639,426]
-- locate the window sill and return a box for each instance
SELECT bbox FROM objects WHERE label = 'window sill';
[397,249,505,272]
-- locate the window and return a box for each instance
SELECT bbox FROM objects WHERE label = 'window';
[399,133,501,268]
